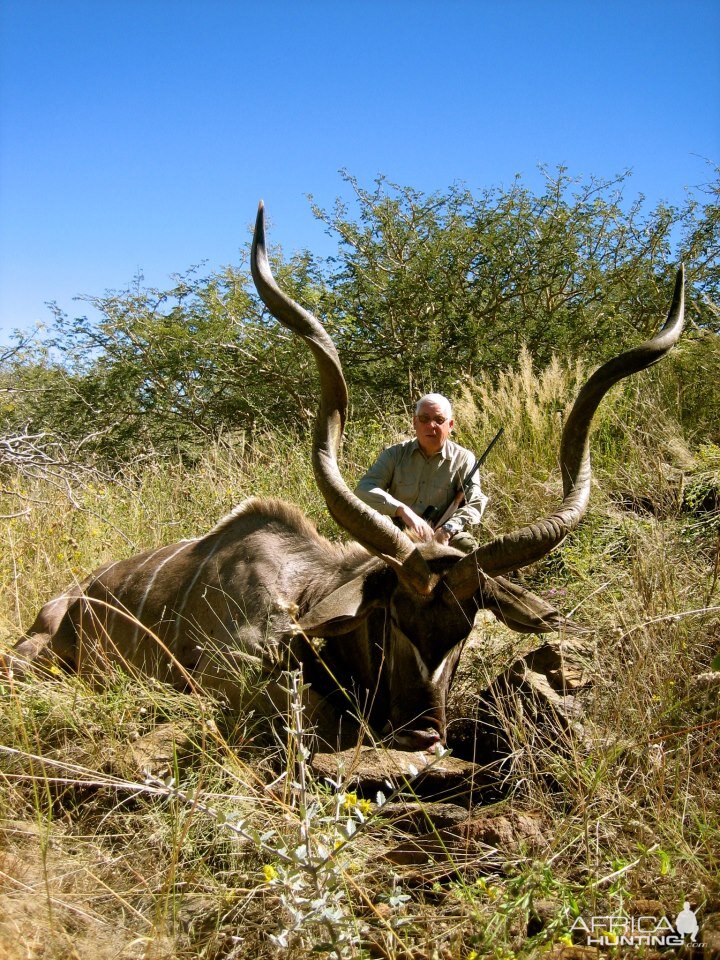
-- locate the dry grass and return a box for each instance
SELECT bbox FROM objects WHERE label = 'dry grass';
[1,354,719,958]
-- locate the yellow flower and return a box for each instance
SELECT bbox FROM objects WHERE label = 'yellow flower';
[357,798,372,816]
[342,791,358,811]
[262,864,278,883]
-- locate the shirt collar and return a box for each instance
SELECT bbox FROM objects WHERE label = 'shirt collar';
[410,437,453,461]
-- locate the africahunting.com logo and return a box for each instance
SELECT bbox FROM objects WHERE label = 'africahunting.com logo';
[570,901,701,948]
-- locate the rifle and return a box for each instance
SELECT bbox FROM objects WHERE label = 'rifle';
[424,427,504,530]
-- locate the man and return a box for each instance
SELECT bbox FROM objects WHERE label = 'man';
[355,393,487,552]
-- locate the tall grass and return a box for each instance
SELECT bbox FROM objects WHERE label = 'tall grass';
[1,350,718,958]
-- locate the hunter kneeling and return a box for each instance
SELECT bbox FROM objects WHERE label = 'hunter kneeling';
[355,393,492,554]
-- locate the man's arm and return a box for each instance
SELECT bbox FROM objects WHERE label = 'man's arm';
[355,445,435,541]
[354,446,404,516]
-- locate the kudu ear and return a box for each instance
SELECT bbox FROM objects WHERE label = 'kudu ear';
[475,575,584,635]
[296,575,385,638]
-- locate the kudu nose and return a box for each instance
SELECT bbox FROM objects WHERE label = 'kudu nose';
[384,720,443,752]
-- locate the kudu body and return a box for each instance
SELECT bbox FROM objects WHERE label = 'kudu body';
[7,205,686,750]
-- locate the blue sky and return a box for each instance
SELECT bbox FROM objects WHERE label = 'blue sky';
[1,1,718,339]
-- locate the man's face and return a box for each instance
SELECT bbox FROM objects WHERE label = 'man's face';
[413,400,454,456]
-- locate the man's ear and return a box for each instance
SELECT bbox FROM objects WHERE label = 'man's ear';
[296,574,385,637]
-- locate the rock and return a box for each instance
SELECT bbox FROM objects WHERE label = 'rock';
[447,633,594,766]
[177,894,220,935]
[630,898,667,917]
[693,672,720,695]
[129,722,193,779]
[457,810,545,849]
[702,911,720,959]
[311,746,490,802]
[377,801,469,833]
[528,897,563,935]
[500,640,591,740]
[384,809,545,868]
[519,640,592,693]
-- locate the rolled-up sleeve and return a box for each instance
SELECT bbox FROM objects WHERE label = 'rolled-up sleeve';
[355,446,404,517]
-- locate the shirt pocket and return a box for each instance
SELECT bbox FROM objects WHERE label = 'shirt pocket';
[426,474,453,509]
[393,477,420,505]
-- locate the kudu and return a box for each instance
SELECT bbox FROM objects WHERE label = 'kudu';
[6,205,686,750]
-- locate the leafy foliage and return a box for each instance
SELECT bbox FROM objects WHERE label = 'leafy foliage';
[1,166,718,463]
[313,166,719,401]
[2,256,328,460]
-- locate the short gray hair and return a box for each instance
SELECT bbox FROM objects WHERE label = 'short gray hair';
[415,393,453,418]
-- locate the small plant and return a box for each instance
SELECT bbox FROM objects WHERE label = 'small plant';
[142,669,450,957]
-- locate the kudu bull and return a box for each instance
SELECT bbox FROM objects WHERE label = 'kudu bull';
[6,205,686,750]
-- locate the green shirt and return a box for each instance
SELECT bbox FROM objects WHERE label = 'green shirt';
[355,438,488,529]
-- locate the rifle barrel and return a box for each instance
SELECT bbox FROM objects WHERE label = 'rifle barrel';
[464,426,504,488]
[432,426,504,529]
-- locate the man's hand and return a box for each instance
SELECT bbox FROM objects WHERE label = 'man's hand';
[395,505,434,542]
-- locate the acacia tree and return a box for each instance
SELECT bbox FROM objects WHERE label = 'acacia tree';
[1,167,718,461]
[1,251,331,461]
[313,167,718,403]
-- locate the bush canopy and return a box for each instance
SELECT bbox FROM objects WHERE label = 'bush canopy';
[2,166,719,462]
